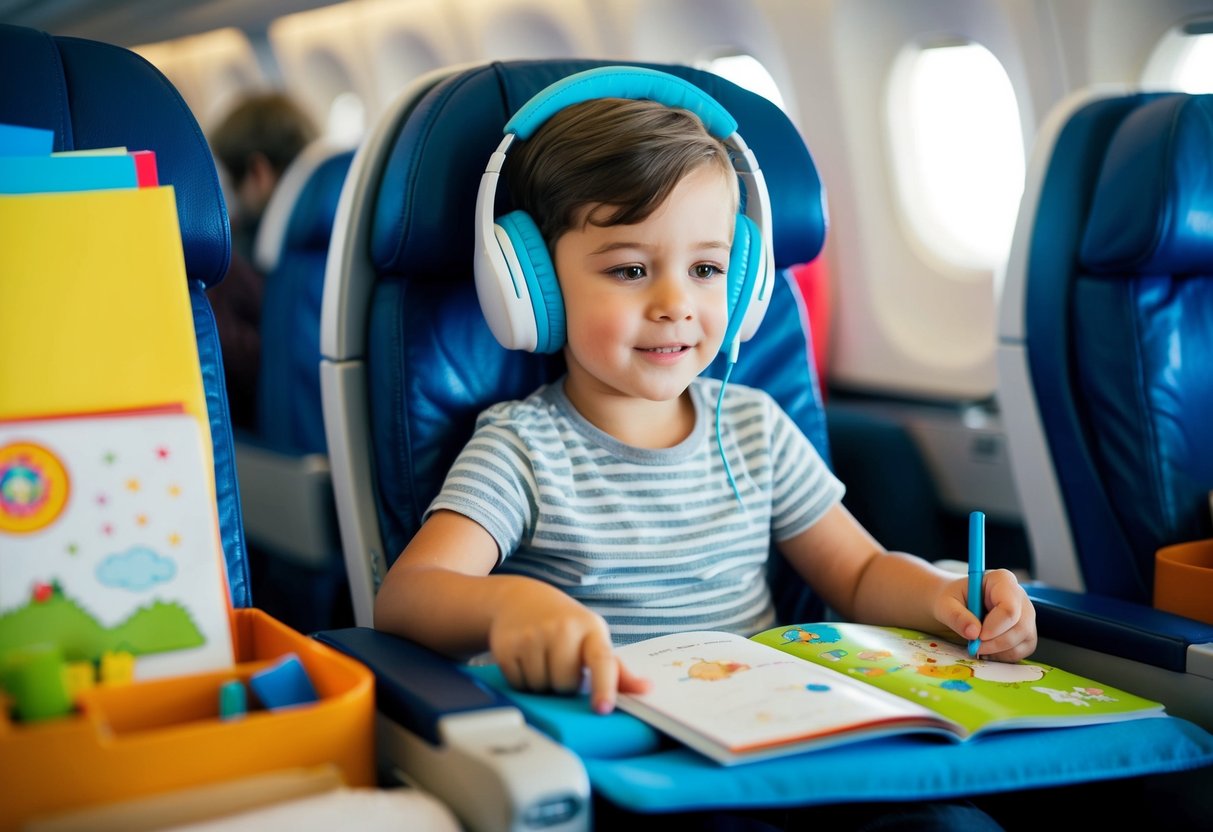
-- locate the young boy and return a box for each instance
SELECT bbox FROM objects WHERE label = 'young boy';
[372,95,1037,723]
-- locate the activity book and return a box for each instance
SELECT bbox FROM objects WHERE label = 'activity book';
[613,622,1164,765]
[0,406,235,682]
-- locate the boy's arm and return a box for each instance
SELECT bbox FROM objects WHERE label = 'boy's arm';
[776,503,1037,661]
[374,509,648,712]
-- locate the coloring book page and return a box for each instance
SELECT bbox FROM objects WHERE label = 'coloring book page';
[0,408,234,679]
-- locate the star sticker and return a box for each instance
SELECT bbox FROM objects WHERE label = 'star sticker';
[167,483,182,498]
[126,478,141,493]
[168,532,182,546]
[66,542,79,555]
[155,445,171,461]
[101,523,114,536]
[96,493,109,506]
[102,451,117,465]
[136,514,149,527]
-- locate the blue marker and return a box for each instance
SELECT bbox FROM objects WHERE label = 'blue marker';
[967,510,985,657]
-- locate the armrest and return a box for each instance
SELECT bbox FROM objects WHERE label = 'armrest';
[313,628,591,832]
[1026,584,1213,672]
[312,627,508,744]
[233,437,339,568]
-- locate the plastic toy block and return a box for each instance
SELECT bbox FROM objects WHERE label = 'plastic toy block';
[249,653,318,710]
[1,645,73,722]
[219,679,248,720]
[99,650,134,685]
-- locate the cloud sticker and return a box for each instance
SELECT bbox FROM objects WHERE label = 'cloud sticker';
[97,546,176,591]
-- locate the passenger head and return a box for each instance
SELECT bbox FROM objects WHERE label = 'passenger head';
[504,97,739,251]
[505,96,741,406]
[211,92,318,232]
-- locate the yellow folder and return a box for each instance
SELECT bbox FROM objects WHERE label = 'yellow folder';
[0,186,211,462]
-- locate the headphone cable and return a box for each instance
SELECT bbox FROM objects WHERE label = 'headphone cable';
[716,338,744,506]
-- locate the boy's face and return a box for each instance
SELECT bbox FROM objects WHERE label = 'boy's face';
[553,165,735,408]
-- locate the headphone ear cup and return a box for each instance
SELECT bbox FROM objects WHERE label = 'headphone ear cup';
[721,214,763,355]
[496,210,566,353]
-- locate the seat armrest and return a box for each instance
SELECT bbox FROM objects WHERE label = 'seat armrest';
[313,627,507,745]
[234,438,339,568]
[313,628,591,832]
[1026,584,1213,672]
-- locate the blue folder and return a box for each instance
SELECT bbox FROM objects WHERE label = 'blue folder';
[0,123,53,156]
[0,154,137,194]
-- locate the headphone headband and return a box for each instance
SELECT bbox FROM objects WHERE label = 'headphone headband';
[505,66,739,140]
[475,65,774,355]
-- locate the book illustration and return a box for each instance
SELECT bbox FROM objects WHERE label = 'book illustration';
[0,409,234,680]
[0,440,70,533]
[755,624,1160,736]
[778,623,1050,689]
[685,658,750,681]
[775,624,1117,702]
[616,632,945,764]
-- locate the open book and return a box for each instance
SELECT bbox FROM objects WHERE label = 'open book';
[613,623,1164,765]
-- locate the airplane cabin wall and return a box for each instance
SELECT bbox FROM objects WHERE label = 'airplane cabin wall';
[111,0,1213,570]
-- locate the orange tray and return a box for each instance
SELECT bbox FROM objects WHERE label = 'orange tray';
[1155,538,1213,625]
[0,608,374,831]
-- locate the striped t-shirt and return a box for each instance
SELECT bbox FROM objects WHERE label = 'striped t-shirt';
[426,376,844,644]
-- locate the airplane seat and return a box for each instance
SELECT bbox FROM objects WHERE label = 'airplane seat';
[234,140,356,633]
[315,58,833,825]
[998,88,1213,726]
[321,59,829,632]
[252,141,356,455]
[0,22,250,606]
[312,62,1213,832]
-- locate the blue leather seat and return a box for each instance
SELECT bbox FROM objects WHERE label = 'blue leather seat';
[312,61,1213,829]
[0,23,250,606]
[318,59,828,629]
[998,89,1213,725]
[315,58,827,825]
[234,141,355,633]
[253,141,356,455]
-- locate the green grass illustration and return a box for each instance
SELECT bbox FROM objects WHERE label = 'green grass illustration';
[0,592,205,662]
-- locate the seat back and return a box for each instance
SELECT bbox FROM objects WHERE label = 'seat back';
[254,141,355,454]
[231,141,355,631]
[0,23,250,605]
[999,89,1213,604]
[322,60,828,627]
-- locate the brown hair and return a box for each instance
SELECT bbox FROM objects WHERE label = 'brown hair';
[210,92,319,183]
[504,97,737,247]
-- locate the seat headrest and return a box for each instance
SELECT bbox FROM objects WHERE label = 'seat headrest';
[0,24,230,287]
[254,143,355,273]
[371,60,826,279]
[1080,93,1213,275]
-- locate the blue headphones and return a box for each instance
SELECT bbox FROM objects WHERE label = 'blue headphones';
[473,66,775,361]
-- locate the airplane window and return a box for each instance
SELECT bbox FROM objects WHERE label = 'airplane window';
[700,54,786,111]
[326,91,366,146]
[887,42,1025,274]
[1166,31,1213,92]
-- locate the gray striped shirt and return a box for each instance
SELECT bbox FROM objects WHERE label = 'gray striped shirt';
[427,377,844,644]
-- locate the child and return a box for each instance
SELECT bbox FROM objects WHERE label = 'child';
[372,93,1037,724]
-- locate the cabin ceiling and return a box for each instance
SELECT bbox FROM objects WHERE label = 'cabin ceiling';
[0,0,340,46]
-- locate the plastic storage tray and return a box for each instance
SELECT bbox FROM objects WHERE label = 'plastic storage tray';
[0,607,374,830]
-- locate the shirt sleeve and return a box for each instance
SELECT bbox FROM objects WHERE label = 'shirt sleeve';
[424,412,537,563]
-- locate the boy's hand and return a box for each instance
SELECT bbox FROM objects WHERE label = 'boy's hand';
[937,568,1037,661]
[489,581,649,713]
